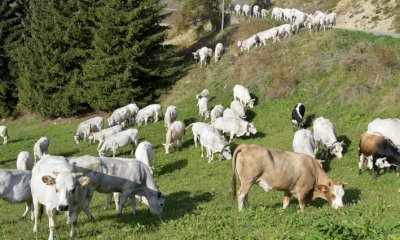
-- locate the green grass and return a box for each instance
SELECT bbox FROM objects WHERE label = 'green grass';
[1,24,400,239]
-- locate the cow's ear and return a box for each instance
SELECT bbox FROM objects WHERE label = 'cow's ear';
[317,184,329,193]
[42,176,56,185]
[340,141,345,146]
[78,176,90,187]
[339,181,348,186]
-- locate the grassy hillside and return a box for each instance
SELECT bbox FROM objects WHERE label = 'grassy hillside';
[1,21,400,239]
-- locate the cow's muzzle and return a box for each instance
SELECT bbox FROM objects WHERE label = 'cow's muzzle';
[57,204,69,212]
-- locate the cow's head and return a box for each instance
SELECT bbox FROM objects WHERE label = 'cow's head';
[247,122,257,136]
[108,117,115,127]
[329,141,345,158]
[237,41,242,48]
[317,181,347,209]
[42,172,90,212]
[162,143,171,154]
[218,145,232,160]
[192,51,199,60]
[74,134,82,144]
[247,99,256,109]
[147,191,166,215]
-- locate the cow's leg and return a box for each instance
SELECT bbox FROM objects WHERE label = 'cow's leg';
[114,192,121,213]
[283,191,292,209]
[358,154,365,175]
[117,191,133,217]
[155,112,159,122]
[83,192,95,221]
[46,207,57,240]
[97,140,103,150]
[144,116,148,125]
[20,202,30,220]
[33,198,40,233]
[104,193,112,210]
[237,180,252,211]
[129,196,137,215]
[207,148,212,163]
[200,144,204,157]
[194,135,198,148]
[69,210,78,238]
[229,133,234,143]
[297,193,306,212]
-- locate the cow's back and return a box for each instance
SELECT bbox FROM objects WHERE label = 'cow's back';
[368,118,400,146]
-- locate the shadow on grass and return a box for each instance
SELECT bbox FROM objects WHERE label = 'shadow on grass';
[0,158,15,166]
[246,109,257,122]
[183,118,198,126]
[242,131,266,141]
[304,114,316,129]
[338,135,352,155]
[343,187,361,205]
[158,159,188,176]
[53,149,81,158]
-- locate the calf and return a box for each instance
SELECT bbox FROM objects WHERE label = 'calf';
[313,117,344,159]
[33,136,49,163]
[98,129,139,157]
[163,121,185,154]
[231,144,347,211]
[0,169,33,220]
[164,105,178,130]
[88,124,123,149]
[199,129,232,163]
[16,151,33,170]
[0,125,8,144]
[358,131,400,176]
[136,104,161,125]
[291,103,305,130]
[31,155,91,240]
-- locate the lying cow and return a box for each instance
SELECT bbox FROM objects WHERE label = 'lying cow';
[0,125,8,144]
[0,169,33,220]
[136,104,161,125]
[31,155,91,240]
[33,136,49,164]
[231,144,347,211]
[74,116,103,144]
[212,116,257,143]
[70,155,165,218]
[163,121,185,154]
[291,103,305,130]
[358,131,400,176]
[88,124,123,149]
[98,129,139,157]
[199,129,232,163]
[313,117,344,159]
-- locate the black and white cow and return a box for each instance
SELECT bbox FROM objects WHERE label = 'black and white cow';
[291,103,305,130]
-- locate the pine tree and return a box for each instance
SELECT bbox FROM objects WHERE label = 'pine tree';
[13,0,92,117]
[178,0,223,31]
[82,0,179,111]
[0,0,26,117]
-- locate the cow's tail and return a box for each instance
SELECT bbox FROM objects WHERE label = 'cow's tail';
[231,144,245,204]
[185,123,194,130]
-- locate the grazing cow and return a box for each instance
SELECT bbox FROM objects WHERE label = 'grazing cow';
[276,24,292,39]
[0,125,8,144]
[70,155,165,217]
[135,141,154,175]
[98,129,139,157]
[367,118,400,146]
[164,105,178,130]
[74,116,103,144]
[199,47,213,67]
[261,9,268,19]
[33,137,49,163]
[313,117,344,159]
[196,89,210,100]
[231,144,347,211]
[214,43,224,62]
[271,7,283,20]
[199,129,232,163]
[126,103,140,122]
[291,103,306,130]
[238,35,260,53]
[358,131,400,176]
[136,104,161,125]
[253,5,260,18]
[257,28,279,45]
[186,122,223,148]
[210,104,225,122]
[230,100,246,119]
[163,121,185,154]
[212,116,257,143]
[88,124,123,150]
[324,12,337,29]
[233,85,255,108]
[234,4,241,15]
[16,151,33,170]
[0,169,33,220]
[108,106,131,127]
[31,155,91,240]
[192,49,200,62]
[197,97,210,120]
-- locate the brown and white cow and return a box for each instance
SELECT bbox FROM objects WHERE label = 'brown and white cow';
[231,144,347,211]
[358,131,400,176]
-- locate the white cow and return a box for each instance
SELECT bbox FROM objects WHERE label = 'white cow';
[16,151,33,170]
[0,125,8,144]
[313,117,344,159]
[88,125,123,149]
[31,155,91,240]
[199,47,213,67]
[192,49,200,62]
[186,122,223,148]
[233,84,255,108]
[98,129,139,157]
[69,155,165,218]
[368,118,400,146]
[230,100,246,119]
[74,116,103,144]
[135,141,154,175]
[212,116,257,143]
[253,5,260,18]
[271,7,283,20]
[238,35,260,53]
[324,12,337,29]
[261,9,268,19]
[199,129,232,163]
[214,43,224,62]
[242,4,251,17]
[108,106,131,127]
[276,24,292,39]
[136,104,161,125]
[257,28,279,45]
[164,105,178,130]
[210,104,225,122]
[197,97,210,120]
[33,137,49,164]
[292,129,316,158]
[0,169,33,220]
[234,4,241,15]
[196,89,210,100]
[223,108,236,118]
[163,121,185,154]
[126,103,140,121]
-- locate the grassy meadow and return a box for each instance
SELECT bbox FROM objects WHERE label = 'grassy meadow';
[1,19,400,239]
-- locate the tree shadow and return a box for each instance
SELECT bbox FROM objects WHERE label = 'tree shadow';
[0,158,15,166]
[338,135,352,155]
[158,159,188,176]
